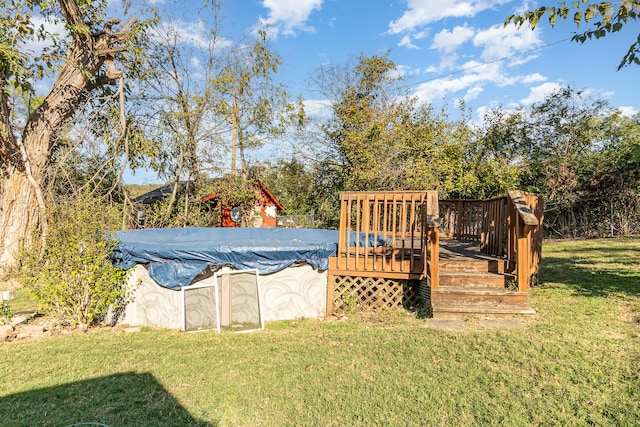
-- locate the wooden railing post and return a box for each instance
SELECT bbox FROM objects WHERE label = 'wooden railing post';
[515,218,530,292]
[456,200,464,239]
[507,190,540,292]
[429,226,439,290]
[426,191,440,291]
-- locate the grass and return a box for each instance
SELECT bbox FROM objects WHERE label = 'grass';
[1,238,639,426]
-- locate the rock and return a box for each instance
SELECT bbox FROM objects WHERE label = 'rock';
[10,316,28,325]
[21,324,45,334]
[1,324,14,339]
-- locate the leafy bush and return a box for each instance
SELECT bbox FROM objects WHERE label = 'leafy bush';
[18,193,129,327]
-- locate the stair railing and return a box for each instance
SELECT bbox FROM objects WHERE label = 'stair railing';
[506,190,543,292]
[424,192,440,291]
[438,192,543,292]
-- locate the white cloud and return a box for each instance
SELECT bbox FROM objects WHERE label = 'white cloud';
[153,20,232,50]
[432,25,475,54]
[522,73,546,84]
[473,24,543,64]
[22,16,66,57]
[303,99,332,118]
[398,35,419,49]
[619,106,639,116]
[514,82,562,107]
[413,69,499,103]
[388,0,511,34]
[412,54,544,105]
[259,0,323,36]
[463,85,484,101]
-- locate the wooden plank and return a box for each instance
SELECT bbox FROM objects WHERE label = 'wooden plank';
[409,196,417,271]
[508,190,539,227]
[425,191,440,227]
[328,268,422,281]
[391,193,398,272]
[429,226,439,290]
[326,274,335,316]
[516,218,530,292]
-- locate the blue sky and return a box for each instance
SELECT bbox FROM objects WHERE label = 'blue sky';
[212,0,638,118]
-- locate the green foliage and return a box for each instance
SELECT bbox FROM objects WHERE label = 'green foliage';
[250,158,316,215]
[140,195,218,229]
[0,0,65,92]
[210,28,305,173]
[1,300,12,325]
[478,85,640,210]
[321,54,519,199]
[198,175,258,208]
[18,193,129,327]
[138,176,261,228]
[505,1,640,69]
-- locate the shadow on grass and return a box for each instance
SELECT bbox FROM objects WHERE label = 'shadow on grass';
[0,372,216,427]
[539,256,640,297]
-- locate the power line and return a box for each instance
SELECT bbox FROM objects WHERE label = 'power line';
[406,38,570,87]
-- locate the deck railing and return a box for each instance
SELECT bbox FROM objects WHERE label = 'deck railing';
[333,191,439,280]
[439,199,484,240]
[438,191,543,292]
[506,190,544,291]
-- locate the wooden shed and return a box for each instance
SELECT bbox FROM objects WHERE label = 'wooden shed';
[201,179,285,228]
[132,179,284,228]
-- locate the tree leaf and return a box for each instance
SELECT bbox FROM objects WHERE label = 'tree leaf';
[574,10,583,25]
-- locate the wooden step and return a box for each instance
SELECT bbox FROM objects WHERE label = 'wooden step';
[431,302,536,316]
[439,271,510,288]
[431,286,529,306]
[439,258,509,274]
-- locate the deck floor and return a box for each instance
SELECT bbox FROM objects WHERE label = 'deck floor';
[439,239,505,261]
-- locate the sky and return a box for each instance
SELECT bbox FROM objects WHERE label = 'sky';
[211,0,638,118]
[114,0,639,182]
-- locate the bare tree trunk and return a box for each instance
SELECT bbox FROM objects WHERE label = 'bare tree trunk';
[0,168,41,266]
[230,96,239,176]
[0,5,137,270]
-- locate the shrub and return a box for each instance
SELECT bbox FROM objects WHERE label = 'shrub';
[18,193,129,328]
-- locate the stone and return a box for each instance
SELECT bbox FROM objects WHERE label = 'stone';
[21,324,45,334]
[10,316,28,325]
[1,324,14,339]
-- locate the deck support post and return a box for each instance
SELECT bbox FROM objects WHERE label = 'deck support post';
[508,190,540,293]
[516,219,530,293]
[428,226,439,291]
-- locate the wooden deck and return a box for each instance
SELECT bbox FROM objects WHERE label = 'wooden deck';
[327,190,543,316]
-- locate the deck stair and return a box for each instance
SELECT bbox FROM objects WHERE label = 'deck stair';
[430,241,535,315]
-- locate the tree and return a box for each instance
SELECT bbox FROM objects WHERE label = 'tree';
[477,85,637,205]
[249,158,316,215]
[317,53,514,198]
[138,3,227,223]
[505,1,640,69]
[0,0,140,268]
[211,29,304,176]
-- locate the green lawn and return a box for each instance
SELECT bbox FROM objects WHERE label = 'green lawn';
[1,238,639,426]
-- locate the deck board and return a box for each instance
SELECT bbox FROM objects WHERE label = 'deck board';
[439,239,503,261]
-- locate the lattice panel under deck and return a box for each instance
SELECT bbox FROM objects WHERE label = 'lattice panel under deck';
[331,275,422,313]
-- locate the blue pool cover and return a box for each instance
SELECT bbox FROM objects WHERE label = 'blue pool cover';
[113,227,340,290]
